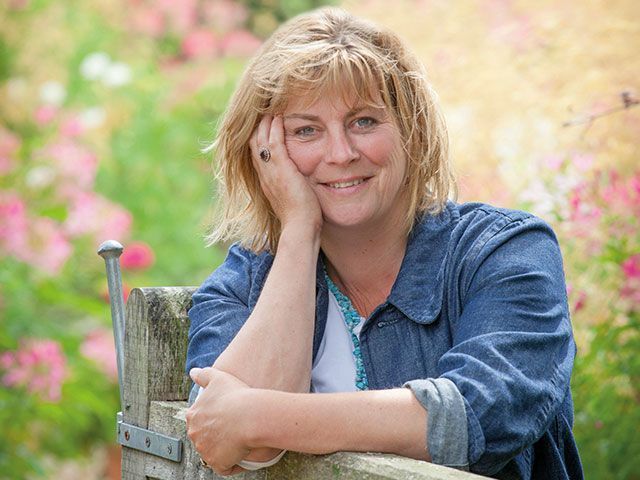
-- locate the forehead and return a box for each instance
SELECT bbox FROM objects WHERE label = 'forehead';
[282,85,386,116]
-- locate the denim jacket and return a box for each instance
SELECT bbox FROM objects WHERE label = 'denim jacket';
[186,202,584,479]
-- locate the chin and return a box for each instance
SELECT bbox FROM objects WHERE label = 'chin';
[322,208,376,229]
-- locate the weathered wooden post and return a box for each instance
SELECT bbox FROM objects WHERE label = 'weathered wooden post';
[98,240,197,479]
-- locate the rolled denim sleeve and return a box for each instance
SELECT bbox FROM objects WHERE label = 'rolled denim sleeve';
[441,214,575,476]
[403,377,469,469]
[186,244,268,373]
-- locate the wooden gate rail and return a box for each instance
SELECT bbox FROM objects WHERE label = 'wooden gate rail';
[120,286,485,480]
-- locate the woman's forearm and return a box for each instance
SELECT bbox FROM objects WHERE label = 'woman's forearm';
[246,388,431,461]
[212,221,320,393]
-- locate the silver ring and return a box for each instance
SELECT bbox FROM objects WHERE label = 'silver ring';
[259,146,271,163]
[200,457,209,469]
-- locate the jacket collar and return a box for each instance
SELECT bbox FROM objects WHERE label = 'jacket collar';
[313,201,458,332]
[387,201,458,324]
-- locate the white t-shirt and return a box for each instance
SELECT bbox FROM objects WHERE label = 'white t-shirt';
[311,288,365,392]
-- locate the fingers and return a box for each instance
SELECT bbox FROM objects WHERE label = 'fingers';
[267,115,288,163]
[198,457,245,476]
[251,114,289,165]
[189,367,210,387]
[248,114,321,228]
[220,465,246,476]
[251,114,273,162]
[250,115,281,195]
[256,114,272,151]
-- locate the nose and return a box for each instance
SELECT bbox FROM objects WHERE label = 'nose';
[327,128,359,165]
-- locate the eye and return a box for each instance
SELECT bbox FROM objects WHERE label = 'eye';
[353,117,377,129]
[294,126,317,137]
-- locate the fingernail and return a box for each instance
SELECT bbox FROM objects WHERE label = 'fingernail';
[189,368,201,378]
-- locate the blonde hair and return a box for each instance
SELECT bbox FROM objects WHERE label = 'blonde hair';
[206,7,456,252]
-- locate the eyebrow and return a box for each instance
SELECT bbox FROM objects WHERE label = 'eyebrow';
[283,113,320,121]
[283,106,375,121]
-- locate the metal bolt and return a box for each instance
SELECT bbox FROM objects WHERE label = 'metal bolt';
[124,430,130,441]
[97,240,126,411]
[145,437,151,448]
[167,444,172,454]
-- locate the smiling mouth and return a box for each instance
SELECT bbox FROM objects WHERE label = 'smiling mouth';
[324,178,369,189]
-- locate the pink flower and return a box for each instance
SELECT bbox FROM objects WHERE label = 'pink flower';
[543,154,564,172]
[34,105,58,125]
[101,281,131,305]
[483,0,535,51]
[182,29,219,59]
[566,283,587,313]
[0,192,29,256]
[22,216,73,275]
[8,0,29,10]
[567,186,603,235]
[0,127,21,175]
[601,170,640,218]
[621,255,640,307]
[1,339,67,402]
[1,193,72,274]
[40,139,98,194]
[220,30,262,58]
[573,291,587,313]
[64,191,132,243]
[571,153,594,172]
[622,255,640,280]
[130,7,166,38]
[0,352,14,369]
[99,207,133,244]
[120,241,155,270]
[158,0,197,35]
[631,174,640,197]
[80,329,118,382]
[60,117,85,137]
[202,0,248,32]
[620,279,640,307]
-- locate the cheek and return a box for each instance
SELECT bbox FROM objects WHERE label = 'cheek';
[356,128,402,168]
[369,138,407,186]
[285,139,322,176]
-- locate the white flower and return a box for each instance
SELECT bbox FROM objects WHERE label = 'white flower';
[79,107,106,129]
[102,62,132,87]
[79,52,132,88]
[554,172,581,195]
[531,117,556,151]
[39,81,66,106]
[493,119,524,161]
[519,179,555,217]
[445,105,474,136]
[26,166,56,189]
[80,52,111,80]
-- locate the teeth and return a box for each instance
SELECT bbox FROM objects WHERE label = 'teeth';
[327,179,365,188]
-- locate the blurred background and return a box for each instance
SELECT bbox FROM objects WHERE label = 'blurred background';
[0,0,638,478]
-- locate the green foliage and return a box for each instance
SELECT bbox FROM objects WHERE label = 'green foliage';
[573,311,640,478]
[242,0,338,36]
[0,1,638,479]
[0,0,334,477]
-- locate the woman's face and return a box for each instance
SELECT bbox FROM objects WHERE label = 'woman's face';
[282,91,408,232]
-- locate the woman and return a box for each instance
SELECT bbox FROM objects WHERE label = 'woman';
[185,7,583,479]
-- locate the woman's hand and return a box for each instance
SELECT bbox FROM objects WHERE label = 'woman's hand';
[186,367,250,475]
[250,115,322,232]
[186,367,284,476]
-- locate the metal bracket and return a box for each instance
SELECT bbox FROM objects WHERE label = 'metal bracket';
[117,412,183,462]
